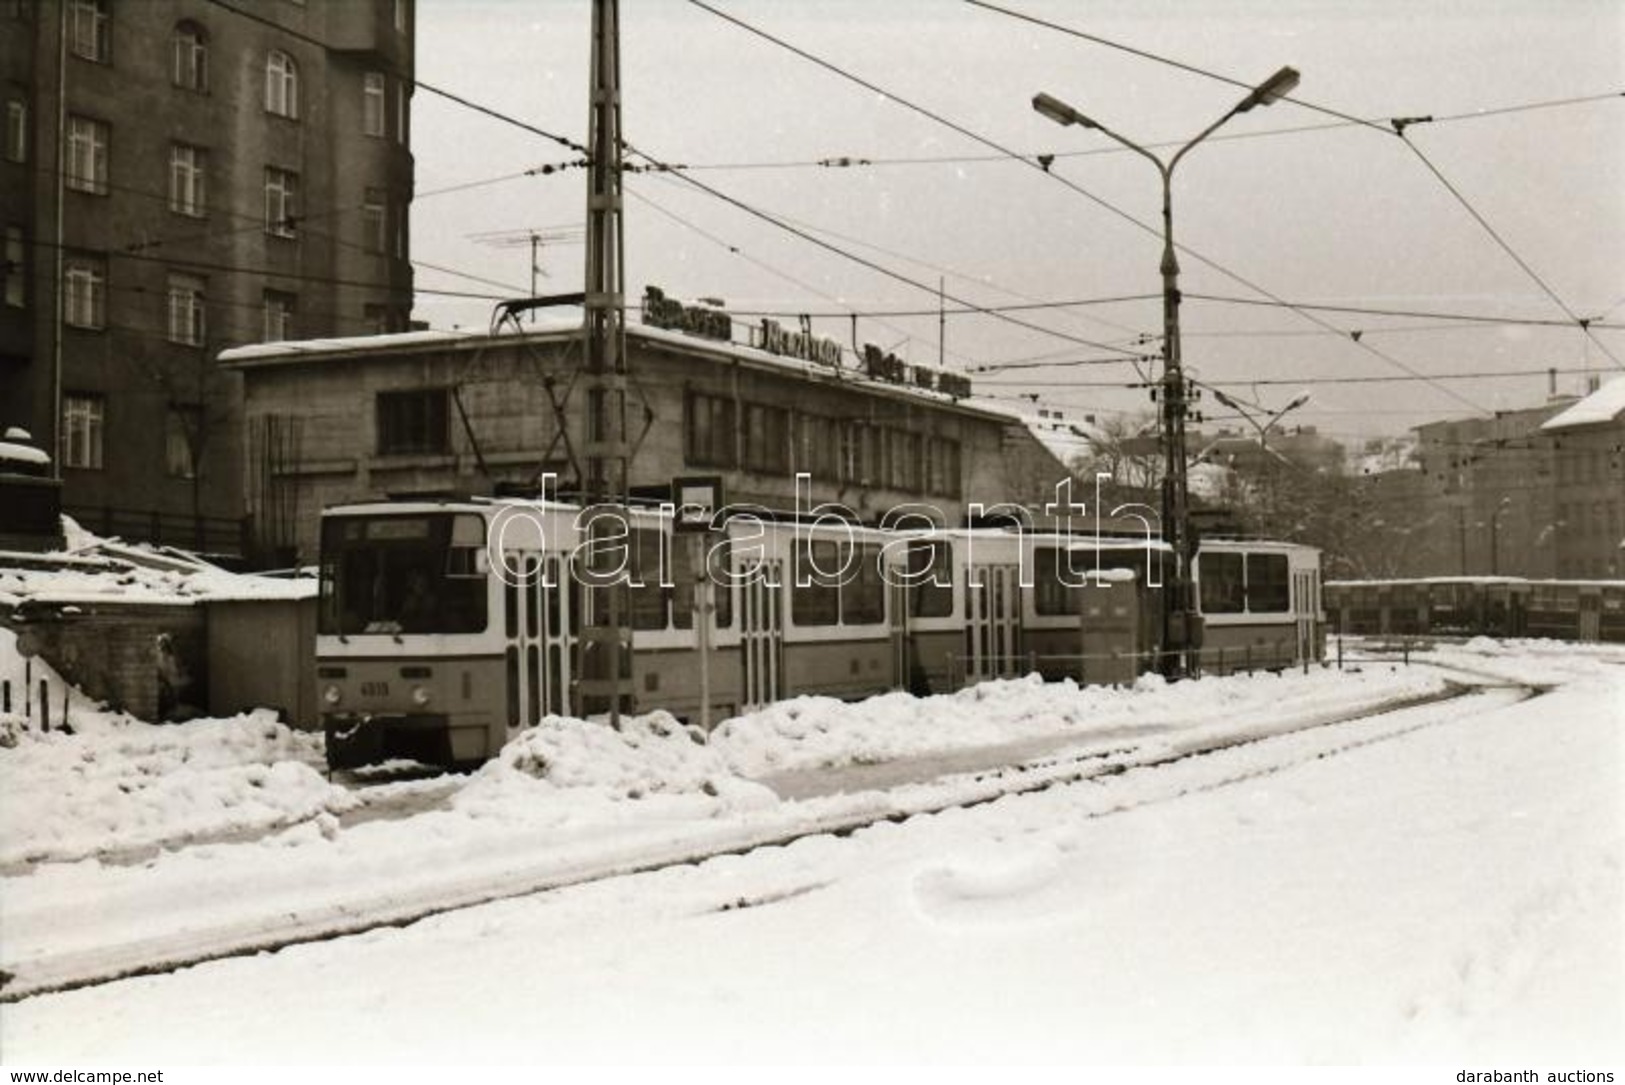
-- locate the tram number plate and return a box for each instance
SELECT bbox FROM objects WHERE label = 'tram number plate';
[360,681,390,697]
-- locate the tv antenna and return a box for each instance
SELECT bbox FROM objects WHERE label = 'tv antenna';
[466,225,585,319]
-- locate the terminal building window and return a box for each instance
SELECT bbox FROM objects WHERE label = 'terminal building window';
[685,390,734,468]
[376,388,449,456]
[743,403,789,473]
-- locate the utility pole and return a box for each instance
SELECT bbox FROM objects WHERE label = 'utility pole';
[578,0,631,726]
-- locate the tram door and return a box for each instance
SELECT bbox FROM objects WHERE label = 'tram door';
[1293,568,1319,663]
[964,563,1021,682]
[740,559,783,711]
[502,552,574,732]
[888,578,909,690]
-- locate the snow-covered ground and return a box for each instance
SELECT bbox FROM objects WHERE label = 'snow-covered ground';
[0,637,1621,1063]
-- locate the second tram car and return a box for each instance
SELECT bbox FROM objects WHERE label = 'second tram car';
[1324,577,1625,643]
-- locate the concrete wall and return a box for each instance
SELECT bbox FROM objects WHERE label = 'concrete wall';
[12,602,206,722]
[206,595,316,727]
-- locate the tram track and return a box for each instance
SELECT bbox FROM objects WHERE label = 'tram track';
[0,677,1533,1004]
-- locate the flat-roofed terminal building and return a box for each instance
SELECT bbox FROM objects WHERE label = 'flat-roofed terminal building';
[221,288,1080,564]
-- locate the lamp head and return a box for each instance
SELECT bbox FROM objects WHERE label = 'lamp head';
[1032,92,1098,130]
[1235,66,1300,113]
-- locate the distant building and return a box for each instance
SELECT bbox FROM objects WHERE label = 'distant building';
[0,0,415,556]
[220,310,1076,564]
[1539,378,1625,579]
[1411,402,1567,579]
[1356,378,1624,581]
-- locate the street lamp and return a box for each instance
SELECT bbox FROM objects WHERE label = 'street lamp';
[1211,388,1311,452]
[1489,495,1513,575]
[1033,65,1301,678]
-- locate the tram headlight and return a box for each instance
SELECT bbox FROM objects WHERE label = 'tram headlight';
[411,685,432,707]
[322,684,343,706]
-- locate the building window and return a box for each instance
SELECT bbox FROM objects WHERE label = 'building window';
[377,389,449,456]
[167,272,205,346]
[68,0,108,62]
[169,143,206,217]
[393,0,407,34]
[61,394,104,469]
[171,22,207,91]
[363,72,385,137]
[265,49,298,119]
[165,407,199,478]
[361,187,386,253]
[926,436,960,497]
[3,226,22,308]
[262,289,295,341]
[685,391,735,468]
[395,79,408,144]
[65,115,108,194]
[264,167,298,237]
[742,402,788,473]
[63,255,104,328]
[5,98,24,162]
[393,203,407,258]
[795,414,839,481]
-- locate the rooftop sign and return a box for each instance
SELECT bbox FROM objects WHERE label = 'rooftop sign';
[642,285,731,342]
[643,283,972,399]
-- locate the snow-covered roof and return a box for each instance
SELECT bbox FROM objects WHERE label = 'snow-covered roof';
[0,522,315,610]
[219,316,1018,423]
[1021,414,1103,467]
[217,326,496,363]
[1539,377,1625,431]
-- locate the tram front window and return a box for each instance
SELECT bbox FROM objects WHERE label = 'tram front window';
[320,513,489,635]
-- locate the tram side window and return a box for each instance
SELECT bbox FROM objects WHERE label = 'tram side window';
[1248,553,1290,613]
[842,543,884,625]
[793,539,841,626]
[628,527,667,631]
[1198,552,1245,614]
[908,540,953,618]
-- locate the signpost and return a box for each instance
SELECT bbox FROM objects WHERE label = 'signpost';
[672,476,723,733]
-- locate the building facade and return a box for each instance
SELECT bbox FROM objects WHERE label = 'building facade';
[1352,379,1623,581]
[222,312,1077,565]
[1,0,414,555]
[1540,380,1625,580]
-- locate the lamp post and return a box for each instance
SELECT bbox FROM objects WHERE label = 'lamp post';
[1489,495,1513,575]
[1033,65,1301,677]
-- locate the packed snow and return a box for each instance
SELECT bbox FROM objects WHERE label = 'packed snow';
[0,633,1620,1064]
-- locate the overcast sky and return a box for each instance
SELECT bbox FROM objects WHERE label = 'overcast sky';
[408,0,1625,445]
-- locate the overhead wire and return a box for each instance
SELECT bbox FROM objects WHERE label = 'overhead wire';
[965,0,1623,370]
[684,0,1492,415]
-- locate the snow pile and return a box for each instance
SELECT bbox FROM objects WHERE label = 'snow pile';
[459,711,774,815]
[712,665,1449,778]
[0,709,346,865]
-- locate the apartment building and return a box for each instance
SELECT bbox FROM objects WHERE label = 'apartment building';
[0,0,414,555]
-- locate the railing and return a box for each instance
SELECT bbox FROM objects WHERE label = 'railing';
[0,662,75,734]
[63,504,249,559]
